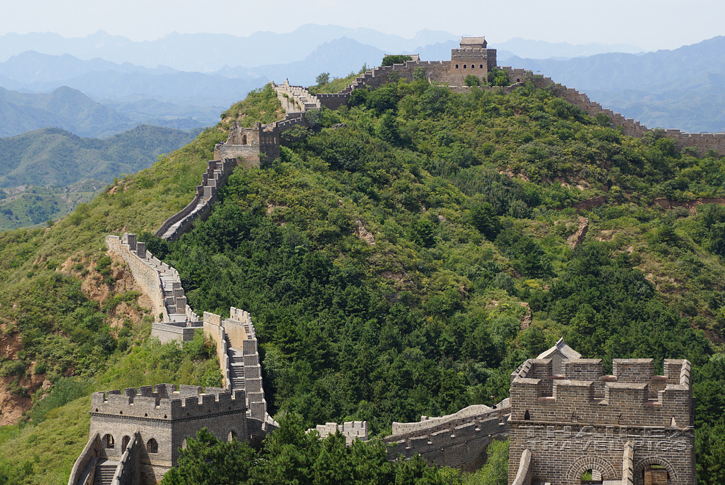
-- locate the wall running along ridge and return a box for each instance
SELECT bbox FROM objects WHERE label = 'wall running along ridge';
[106,234,202,344]
[93,39,701,482]
[384,402,511,472]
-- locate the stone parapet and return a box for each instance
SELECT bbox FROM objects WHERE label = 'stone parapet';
[91,384,246,421]
[510,358,692,428]
[511,449,532,485]
[313,421,368,445]
[67,433,100,485]
[390,402,509,438]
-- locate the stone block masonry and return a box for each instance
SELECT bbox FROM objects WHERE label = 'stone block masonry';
[313,421,368,445]
[507,352,695,485]
[106,233,203,344]
[154,157,237,241]
[82,384,247,485]
[384,402,511,472]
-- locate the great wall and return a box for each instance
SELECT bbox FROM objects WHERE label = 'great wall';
[69,37,701,485]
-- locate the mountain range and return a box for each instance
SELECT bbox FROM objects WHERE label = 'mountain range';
[0,125,197,188]
[506,36,725,132]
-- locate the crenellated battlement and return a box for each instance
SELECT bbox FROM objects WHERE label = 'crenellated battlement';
[313,421,368,445]
[90,384,246,421]
[510,358,692,428]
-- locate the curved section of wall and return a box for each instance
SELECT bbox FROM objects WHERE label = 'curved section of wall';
[511,449,532,485]
[385,412,510,473]
[502,67,725,156]
[67,433,100,485]
[154,158,237,241]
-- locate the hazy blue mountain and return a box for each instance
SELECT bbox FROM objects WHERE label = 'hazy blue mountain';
[495,37,643,59]
[0,27,459,71]
[0,28,648,72]
[0,125,197,187]
[0,51,175,84]
[101,96,227,132]
[0,86,136,137]
[251,37,385,86]
[506,36,725,132]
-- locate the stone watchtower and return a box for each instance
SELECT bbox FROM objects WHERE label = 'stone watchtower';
[507,343,695,485]
[214,121,280,169]
[68,384,248,485]
[448,37,498,86]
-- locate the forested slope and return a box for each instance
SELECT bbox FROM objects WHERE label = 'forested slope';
[0,80,724,483]
[150,80,725,482]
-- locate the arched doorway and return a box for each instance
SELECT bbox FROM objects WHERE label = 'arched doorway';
[228,430,238,442]
[566,456,616,484]
[634,457,676,485]
[103,434,114,449]
[121,436,130,453]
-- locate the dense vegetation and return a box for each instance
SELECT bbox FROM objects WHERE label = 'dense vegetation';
[148,78,725,481]
[162,414,463,485]
[1,74,725,484]
[0,180,102,230]
[0,125,198,188]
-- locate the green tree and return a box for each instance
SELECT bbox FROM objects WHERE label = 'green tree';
[382,55,413,67]
[464,75,482,87]
[469,202,501,240]
[316,72,330,86]
[465,439,509,485]
[161,428,255,485]
[487,67,510,87]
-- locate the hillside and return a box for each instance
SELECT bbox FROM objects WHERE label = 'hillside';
[0,125,198,188]
[0,81,724,484]
[506,36,725,132]
[0,86,137,138]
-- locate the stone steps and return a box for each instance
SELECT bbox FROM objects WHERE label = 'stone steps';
[228,346,245,391]
[93,460,118,485]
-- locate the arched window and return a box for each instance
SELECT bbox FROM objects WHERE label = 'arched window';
[582,469,604,484]
[147,438,158,454]
[241,134,247,145]
[524,410,531,421]
[121,436,130,453]
[103,434,114,449]
[463,64,467,69]
[228,430,238,442]
[455,64,459,69]
[480,64,484,69]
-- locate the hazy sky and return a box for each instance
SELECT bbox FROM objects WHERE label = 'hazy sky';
[1,0,722,51]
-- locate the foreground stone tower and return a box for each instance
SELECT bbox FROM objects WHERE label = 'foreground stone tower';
[68,385,248,485]
[508,345,695,485]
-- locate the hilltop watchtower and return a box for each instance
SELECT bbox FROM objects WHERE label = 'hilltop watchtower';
[508,343,695,485]
[448,37,497,86]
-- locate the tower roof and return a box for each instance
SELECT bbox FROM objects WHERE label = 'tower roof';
[536,338,581,361]
[460,37,487,48]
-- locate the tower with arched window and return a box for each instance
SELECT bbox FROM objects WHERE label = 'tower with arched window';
[507,342,696,485]
[69,384,248,485]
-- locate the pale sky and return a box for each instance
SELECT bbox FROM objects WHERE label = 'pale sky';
[1,0,722,51]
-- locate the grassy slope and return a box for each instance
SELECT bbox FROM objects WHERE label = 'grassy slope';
[0,85,284,484]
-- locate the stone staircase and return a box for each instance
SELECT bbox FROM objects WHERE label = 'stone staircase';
[228,345,245,391]
[273,80,321,113]
[93,460,118,485]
